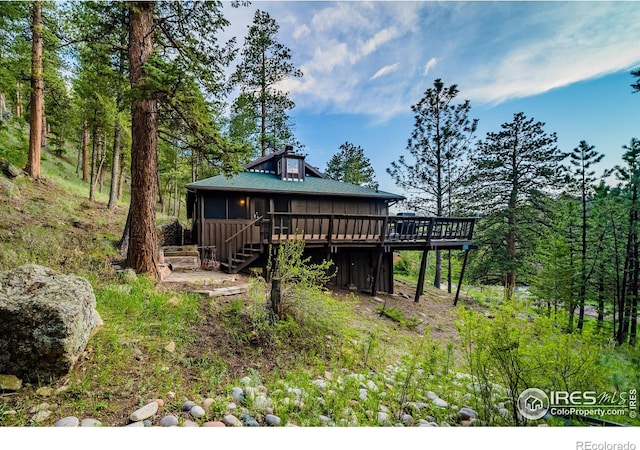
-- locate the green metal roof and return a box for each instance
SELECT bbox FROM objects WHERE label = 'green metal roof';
[186,171,405,201]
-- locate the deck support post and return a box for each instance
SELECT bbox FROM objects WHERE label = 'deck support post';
[371,248,384,296]
[415,248,429,303]
[453,248,470,306]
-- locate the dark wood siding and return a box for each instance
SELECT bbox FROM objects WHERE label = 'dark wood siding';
[330,249,393,293]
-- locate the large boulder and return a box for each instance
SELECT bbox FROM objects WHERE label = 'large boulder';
[0,265,102,382]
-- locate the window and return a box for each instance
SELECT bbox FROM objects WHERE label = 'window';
[280,157,303,181]
[204,196,225,219]
[203,196,249,219]
[228,196,248,219]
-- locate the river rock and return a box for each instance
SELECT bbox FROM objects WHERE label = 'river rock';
[80,418,102,427]
[458,407,476,421]
[130,401,159,422]
[160,415,179,427]
[182,400,196,411]
[0,265,102,382]
[222,415,242,427]
[265,414,281,426]
[54,416,79,427]
[190,405,205,418]
[432,398,448,408]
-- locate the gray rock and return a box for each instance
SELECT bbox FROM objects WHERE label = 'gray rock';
[0,178,19,198]
[142,420,152,427]
[181,400,196,411]
[190,405,205,418]
[54,416,79,427]
[426,391,437,401]
[32,410,51,423]
[432,398,448,408]
[0,374,22,391]
[80,418,102,427]
[240,376,252,386]
[253,394,270,412]
[359,388,368,400]
[377,411,391,426]
[222,414,242,427]
[182,420,198,427]
[130,402,159,422]
[231,387,244,403]
[0,265,102,382]
[125,421,144,427]
[401,414,414,425]
[312,379,327,391]
[160,415,179,427]
[458,407,476,421]
[241,414,259,427]
[319,415,331,425]
[0,161,21,178]
[287,387,304,398]
[265,414,281,426]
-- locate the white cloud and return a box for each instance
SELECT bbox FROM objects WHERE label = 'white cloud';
[457,2,640,104]
[423,57,438,76]
[361,27,400,56]
[226,2,640,123]
[370,63,400,81]
[293,23,310,40]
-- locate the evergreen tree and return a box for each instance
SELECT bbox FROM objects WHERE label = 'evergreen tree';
[388,79,477,288]
[231,9,302,156]
[26,1,44,178]
[615,138,640,345]
[125,1,250,275]
[467,112,566,301]
[569,140,604,331]
[325,142,378,189]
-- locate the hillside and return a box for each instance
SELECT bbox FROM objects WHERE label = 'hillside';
[0,152,638,431]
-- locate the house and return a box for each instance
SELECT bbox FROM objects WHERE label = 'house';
[186,146,477,301]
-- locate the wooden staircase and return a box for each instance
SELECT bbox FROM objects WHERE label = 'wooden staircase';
[219,243,263,274]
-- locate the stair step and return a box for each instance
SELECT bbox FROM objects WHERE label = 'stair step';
[170,263,200,272]
[162,245,199,257]
[163,256,200,265]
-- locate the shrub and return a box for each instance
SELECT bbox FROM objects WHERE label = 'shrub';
[456,304,605,425]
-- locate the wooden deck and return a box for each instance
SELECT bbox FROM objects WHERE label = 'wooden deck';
[266,213,476,251]
[211,212,477,297]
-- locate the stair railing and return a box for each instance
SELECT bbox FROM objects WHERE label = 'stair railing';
[224,216,263,271]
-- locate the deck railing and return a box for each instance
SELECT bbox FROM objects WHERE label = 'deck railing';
[265,213,476,246]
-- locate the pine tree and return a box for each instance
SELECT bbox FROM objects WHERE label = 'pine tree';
[569,140,604,331]
[26,1,44,179]
[467,112,566,301]
[615,138,640,345]
[388,79,477,288]
[231,9,302,156]
[325,142,378,189]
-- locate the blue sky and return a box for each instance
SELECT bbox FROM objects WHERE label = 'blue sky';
[221,1,640,196]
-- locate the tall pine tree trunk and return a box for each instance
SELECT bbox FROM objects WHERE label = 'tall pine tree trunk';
[127,1,159,277]
[505,218,517,302]
[26,1,43,179]
[81,119,89,182]
[597,261,605,331]
[108,120,121,210]
[89,120,97,201]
